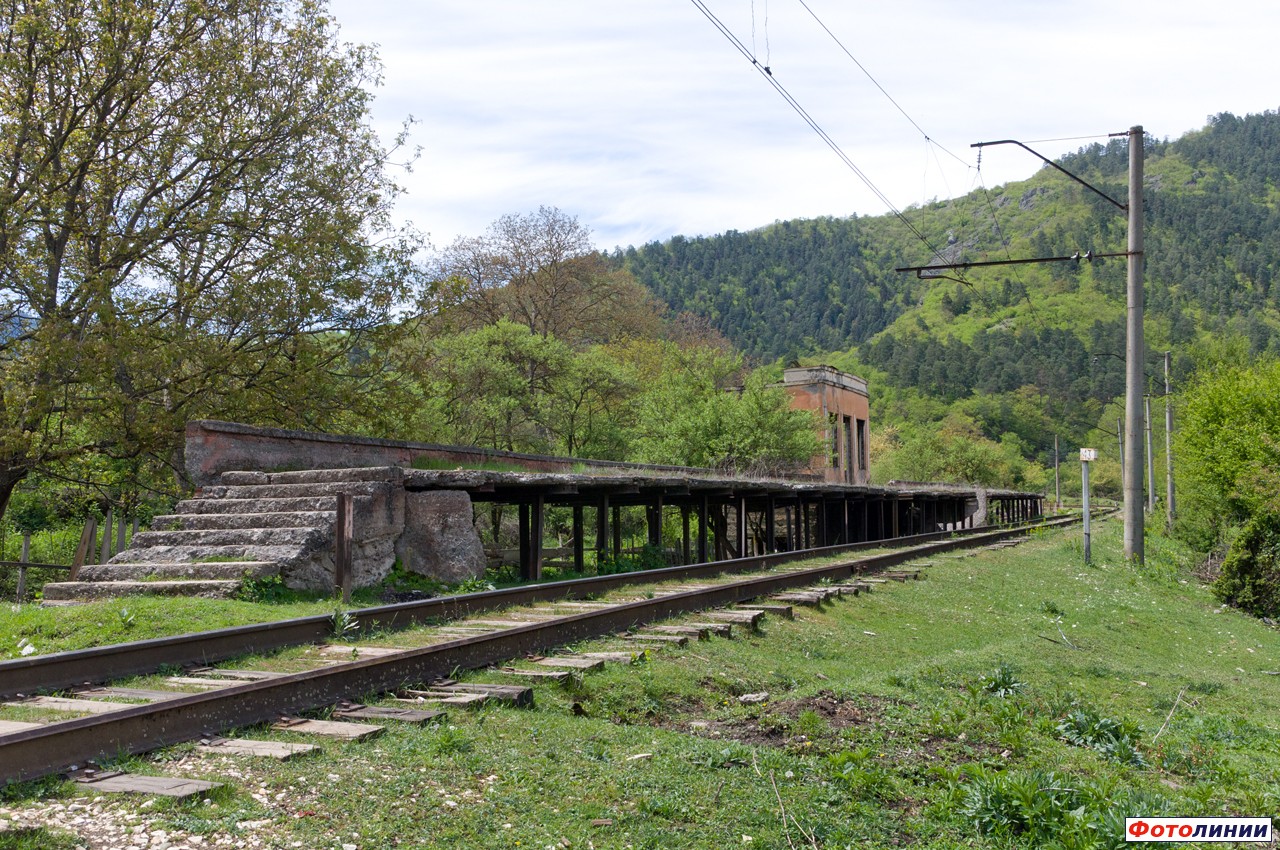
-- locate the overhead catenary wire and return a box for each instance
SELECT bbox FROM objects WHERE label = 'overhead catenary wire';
[974,154,1042,326]
[792,0,970,169]
[1022,133,1114,145]
[687,0,957,271]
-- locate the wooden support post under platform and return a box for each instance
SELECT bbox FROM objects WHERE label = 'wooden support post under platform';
[334,492,354,603]
[816,496,827,547]
[698,494,709,563]
[735,495,747,559]
[518,496,544,581]
[572,505,584,573]
[681,506,691,564]
[612,504,622,559]
[713,502,728,561]
[596,495,610,567]
[765,495,776,554]
[647,495,663,549]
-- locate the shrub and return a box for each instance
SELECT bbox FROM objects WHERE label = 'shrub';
[236,573,288,602]
[597,544,668,576]
[1057,706,1147,768]
[827,747,900,802]
[1212,510,1280,618]
[950,766,1164,849]
[980,663,1026,697]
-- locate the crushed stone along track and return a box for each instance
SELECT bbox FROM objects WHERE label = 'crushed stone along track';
[0,518,1076,788]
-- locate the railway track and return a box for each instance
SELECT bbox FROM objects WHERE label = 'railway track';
[0,515,1078,788]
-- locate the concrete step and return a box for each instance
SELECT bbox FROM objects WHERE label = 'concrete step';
[151,511,335,532]
[109,544,316,566]
[41,580,242,600]
[127,527,328,549]
[176,496,341,515]
[220,466,403,486]
[200,480,392,500]
[77,561,277,581]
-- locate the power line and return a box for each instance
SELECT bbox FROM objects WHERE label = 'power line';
[687,0,957,271]
[974,159,1041,325]
[1022,133,1113,144]
[792,0,970,168]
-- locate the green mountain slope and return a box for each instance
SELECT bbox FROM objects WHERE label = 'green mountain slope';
[617,111,1280,479]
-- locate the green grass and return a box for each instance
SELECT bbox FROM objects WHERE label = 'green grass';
[410,455,536,473]
[0,596,339,659]
[0,827,83,849]
[1,518,1278,848]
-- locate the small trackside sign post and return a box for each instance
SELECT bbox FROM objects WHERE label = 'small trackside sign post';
[1080,449,1096,563]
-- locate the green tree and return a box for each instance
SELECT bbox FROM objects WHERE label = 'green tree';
[627,345,817,473]
[0,0,419,519]
[872,414,1045,489]
[544,347,635,459]
[435,206,662,346]
[425,321,569,453]
[1213,510,1280,618]
[1175,359,1280,546]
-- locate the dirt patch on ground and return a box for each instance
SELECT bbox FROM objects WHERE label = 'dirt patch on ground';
[680,690,899,749]
[675,690,1008,766]
[777,690,894,727]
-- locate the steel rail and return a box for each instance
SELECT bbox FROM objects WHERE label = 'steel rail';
[0,521,1046,700]
[0,516,1080,786]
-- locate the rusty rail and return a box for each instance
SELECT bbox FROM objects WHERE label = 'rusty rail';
[0,518,1064,701]
[0,515,1083,785]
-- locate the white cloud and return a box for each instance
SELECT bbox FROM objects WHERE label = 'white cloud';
[330,0,1280,251]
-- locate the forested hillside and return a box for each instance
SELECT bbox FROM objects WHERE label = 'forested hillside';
[618,218,899,361]
[616,111,1280,495]
[620,112,1280,363]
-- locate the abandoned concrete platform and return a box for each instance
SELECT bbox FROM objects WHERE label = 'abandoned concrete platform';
[41,421,1045,599]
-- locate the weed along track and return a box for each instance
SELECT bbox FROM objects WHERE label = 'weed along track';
[0,519,1073,791]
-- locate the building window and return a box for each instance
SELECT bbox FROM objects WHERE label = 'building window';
[829,413,840,468]
[843,416,854,483]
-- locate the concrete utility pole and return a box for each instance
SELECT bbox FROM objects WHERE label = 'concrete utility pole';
[1081,448,1096,564]
[1117,417,1124,479]
[1145,394,1155,512]
[932,130,1143,550]
[1054,434,1061,511]
[1164,351,1176,532]
[1124,125,1145,564]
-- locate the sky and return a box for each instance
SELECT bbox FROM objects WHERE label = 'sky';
[326,0,1280,253]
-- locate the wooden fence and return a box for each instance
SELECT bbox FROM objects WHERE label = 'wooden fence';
[1,518,99,601]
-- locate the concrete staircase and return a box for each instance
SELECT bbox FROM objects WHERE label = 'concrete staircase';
[42,467,404,601]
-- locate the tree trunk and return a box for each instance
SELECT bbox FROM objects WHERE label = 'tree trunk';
[0,467,30,527]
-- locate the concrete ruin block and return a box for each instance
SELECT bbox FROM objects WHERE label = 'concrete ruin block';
[396,491,486,583]
[972,489,990,527]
